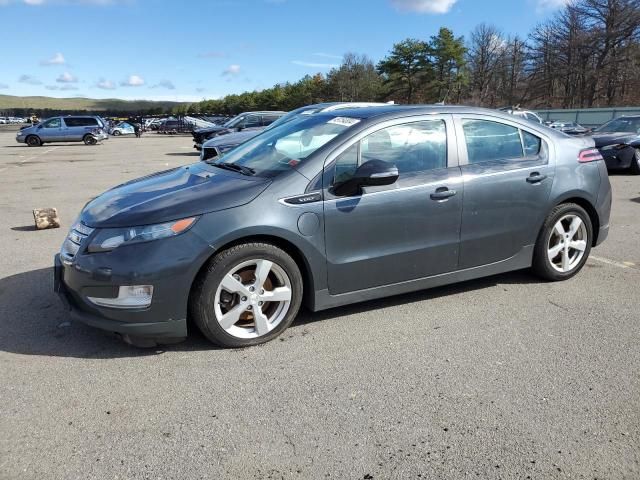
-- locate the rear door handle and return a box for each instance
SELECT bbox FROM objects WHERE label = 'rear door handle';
[430,187,457,201]
[526,172,547,184]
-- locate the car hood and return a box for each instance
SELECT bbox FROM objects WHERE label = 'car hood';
[195,125,226,135]
[589,132,638,147]
[202,128,264,148]
[80,163,270,228]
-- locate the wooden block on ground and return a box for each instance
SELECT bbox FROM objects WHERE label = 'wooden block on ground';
[33,208,61,230]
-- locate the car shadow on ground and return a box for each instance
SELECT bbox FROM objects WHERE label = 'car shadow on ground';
[0,266,540,360]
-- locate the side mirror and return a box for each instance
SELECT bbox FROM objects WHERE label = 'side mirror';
[333,159,399,197]
[37,124,43,129]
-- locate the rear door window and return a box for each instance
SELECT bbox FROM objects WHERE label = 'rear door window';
[462,119,524,164]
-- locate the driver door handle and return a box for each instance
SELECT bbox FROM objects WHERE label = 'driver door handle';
[526,172,547,184]
[430,187,457,201]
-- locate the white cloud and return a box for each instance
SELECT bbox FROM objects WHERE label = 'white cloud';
[120,74,145,86]
[45,84,78,91]
[96,78,116,90]
[221,64,241,76]
[292,60,339,69]
[18,74,41,85]
[152,79,176,90]
[40,52,65,65]
[536,0,570,11]
[6,0,120,5]
[313,52,342,60]
[391,0,457,14]
[56,71,77,83]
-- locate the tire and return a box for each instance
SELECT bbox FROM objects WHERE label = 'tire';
[112,130,121,136]
[26,135,41,147]
[83,134,97,145]
[630,148,640,175]
[190,242,303,348]
[532,203,593,281]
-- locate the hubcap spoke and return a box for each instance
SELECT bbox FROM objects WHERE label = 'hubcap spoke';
[554,221,566,237]
[219,303,246,329]
[568,217,583,238]
[569,239,587,252]
[253,308,270,336]
[562,247,571,271]
[548,243,563,261]
[221,274,250,296]
[254,259,273,289]
[261,286,292,302]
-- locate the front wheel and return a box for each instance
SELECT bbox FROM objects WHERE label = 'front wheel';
[112,130,121,136]
[532,203,593,281]
[83,134,97,145]
[190,243,303,347]
[26,135,41,147]
[630,148,640,175]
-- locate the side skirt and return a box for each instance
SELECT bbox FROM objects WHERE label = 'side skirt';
[311,245,534,312]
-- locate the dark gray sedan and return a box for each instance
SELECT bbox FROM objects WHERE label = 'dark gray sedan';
[55,106,612,347]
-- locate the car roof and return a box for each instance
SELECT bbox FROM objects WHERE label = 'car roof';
[314,105,530,120]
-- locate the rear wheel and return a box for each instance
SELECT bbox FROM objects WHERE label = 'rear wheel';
[630,148,640,175]
[83,134,97,145]
[532,203,593,281]
[190,243,303,348]
[26,135,41,147]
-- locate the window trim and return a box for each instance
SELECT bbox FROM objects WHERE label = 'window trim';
[453,114,552,167]
[322,114,458,191]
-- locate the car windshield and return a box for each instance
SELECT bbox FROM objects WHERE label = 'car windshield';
[209,114,359,178]
[263,107,323,131]
[595,117,640,133]
[224,115,246,128]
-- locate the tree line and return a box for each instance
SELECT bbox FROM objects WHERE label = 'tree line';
[179,0,639,116]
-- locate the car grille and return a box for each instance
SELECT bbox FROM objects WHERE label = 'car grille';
[61,221,94,262]
[201,146,219,162]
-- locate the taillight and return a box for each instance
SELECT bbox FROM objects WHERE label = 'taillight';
[578,148,603,163]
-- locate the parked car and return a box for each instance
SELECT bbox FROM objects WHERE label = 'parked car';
[158,119,193,134]
[588,115,640,175]
[16,116,108,146]
[109,122,136,136]
[56,105,611,348]
[549,121,589,135]
[0,117,7,124]
[192,111,286,149]
[499,107,544,124]
[200,102,391,162]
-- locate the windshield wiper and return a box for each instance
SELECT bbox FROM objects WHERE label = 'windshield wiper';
[208,161,256,176]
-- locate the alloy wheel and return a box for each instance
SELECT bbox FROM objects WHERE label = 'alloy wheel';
[214,259,293,339]
[547,214,588,273]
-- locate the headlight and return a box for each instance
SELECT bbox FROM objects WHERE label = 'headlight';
[87,217,197,253]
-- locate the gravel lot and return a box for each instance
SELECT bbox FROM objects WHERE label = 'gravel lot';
[1,131,638,480]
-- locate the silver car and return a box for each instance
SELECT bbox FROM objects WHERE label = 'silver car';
[16,116,108,146]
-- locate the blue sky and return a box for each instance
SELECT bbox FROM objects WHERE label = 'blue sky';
[0,0,568,101]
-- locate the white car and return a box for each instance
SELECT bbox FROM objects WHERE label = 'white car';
[499,107,543,124]
[109,122,136,136]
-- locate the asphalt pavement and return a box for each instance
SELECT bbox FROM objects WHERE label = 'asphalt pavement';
[0,131,638,479]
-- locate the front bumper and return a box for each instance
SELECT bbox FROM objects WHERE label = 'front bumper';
[54,229,212,339]
[55,254,187,338]
[16,135,25,143]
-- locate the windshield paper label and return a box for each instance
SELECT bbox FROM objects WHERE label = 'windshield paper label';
[328,117,361,127]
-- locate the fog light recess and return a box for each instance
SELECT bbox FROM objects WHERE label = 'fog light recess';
[87,285,154,309]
